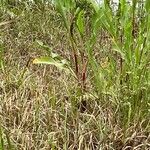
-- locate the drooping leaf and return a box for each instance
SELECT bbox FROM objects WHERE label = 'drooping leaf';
[33,56,77,78]
[33,57,68,70]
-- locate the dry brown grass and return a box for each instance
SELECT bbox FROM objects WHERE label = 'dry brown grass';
[0,1,149,150]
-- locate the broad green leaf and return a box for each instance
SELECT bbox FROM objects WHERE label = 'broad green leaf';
[145,0,150,12]
[76,10,84,36]
[33,57,77,78]
[33,57,69,70]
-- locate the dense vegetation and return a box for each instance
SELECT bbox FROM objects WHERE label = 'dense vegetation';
[0,0,149,149]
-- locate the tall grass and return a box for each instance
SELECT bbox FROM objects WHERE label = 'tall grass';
[50,0,150,126]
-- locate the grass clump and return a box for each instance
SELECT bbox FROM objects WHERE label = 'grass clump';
[0,0,149,149]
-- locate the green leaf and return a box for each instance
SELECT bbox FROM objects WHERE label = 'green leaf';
[33,56,77,78]
[54,0,70,31]
[87,0,99,13]
[33,57,68,70]
[76,10,84,36]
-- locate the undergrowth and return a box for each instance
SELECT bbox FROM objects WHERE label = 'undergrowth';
[0,0,149,149]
